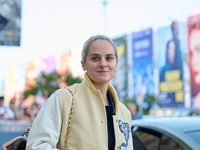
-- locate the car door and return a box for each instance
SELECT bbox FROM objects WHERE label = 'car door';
[132,126,184,150]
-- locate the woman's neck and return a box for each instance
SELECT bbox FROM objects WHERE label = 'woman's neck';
[93,83,110,106]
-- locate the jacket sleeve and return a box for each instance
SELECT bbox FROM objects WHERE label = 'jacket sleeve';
[26,93,62,150]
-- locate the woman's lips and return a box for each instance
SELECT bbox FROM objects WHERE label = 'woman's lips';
[97,70,108,74]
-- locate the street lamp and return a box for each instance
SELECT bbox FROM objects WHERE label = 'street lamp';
[102,0,108,35]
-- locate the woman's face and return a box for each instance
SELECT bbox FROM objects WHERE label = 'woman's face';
[167,41,176,64]
[0,1,14,20]
[81,40,117,86]
[0,99,4,107]
[25,107,31,114]
[189,29,200,84]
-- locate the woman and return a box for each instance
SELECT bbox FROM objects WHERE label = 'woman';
[160,40,182,82]
[26,35,133,150]
[189,26,200,108]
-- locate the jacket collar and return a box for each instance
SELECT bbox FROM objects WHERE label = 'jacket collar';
[82,73,119,115]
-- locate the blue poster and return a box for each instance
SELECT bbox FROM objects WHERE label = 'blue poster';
[157,21,184,108]
[132,28,154,98]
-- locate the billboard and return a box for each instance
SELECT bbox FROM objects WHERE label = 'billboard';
[0,0,21,46]
[25,61,39,91]
[0,68,5,96]
[112,35,128,102]
[4,66,16,104]
[132,28,154,105]
[16,63,26,93]
[157,21,185,108]
[56,50,72,76]
[188,14,200,108]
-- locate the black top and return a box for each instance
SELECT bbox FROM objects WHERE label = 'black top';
[105,90,115,150]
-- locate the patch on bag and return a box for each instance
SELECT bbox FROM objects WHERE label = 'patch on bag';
[118,120,130,147]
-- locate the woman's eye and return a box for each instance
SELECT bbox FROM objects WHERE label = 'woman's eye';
[92,57,99,61]
[106,57,112,60]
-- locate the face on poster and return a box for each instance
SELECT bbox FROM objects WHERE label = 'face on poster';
[132,28,154,98]
[157,21,184,108]
[0,0,21,46]
[188,14,200,109]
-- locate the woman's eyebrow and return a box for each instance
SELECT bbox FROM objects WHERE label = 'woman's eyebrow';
[89,54,99,56]
[89,53,115,56]
[106,54,115,56]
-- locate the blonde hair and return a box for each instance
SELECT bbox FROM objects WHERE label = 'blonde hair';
[81,34,118,63]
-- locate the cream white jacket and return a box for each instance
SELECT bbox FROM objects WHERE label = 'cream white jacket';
[26,73,133,150]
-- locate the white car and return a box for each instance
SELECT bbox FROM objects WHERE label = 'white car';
[131,117,200,150]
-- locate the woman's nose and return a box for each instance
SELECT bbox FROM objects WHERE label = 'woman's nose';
[100,59,107,68]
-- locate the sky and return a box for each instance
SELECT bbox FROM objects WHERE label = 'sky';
[0,0,200,69]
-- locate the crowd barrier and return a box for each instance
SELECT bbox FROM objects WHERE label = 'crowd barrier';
[0,120,32,132]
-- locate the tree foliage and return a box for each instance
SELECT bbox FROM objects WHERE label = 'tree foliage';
[23,71,83,99]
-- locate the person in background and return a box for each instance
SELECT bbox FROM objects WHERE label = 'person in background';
[26,35,133,150]
[24,107,35,122]
[18,105,25,120]
[4,100,20,120]
[0,96,6,119]
[31,102,39,117]
[127,102,143,120]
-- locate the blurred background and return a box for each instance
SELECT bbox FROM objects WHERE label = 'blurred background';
[1,0,200,144]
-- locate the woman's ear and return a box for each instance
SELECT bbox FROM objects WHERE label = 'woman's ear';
[81,60,86,71]
[115,63,117,72]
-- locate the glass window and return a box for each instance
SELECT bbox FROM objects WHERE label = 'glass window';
[133,130,160,150]
[132,127,184,150]
[160,134,183,150]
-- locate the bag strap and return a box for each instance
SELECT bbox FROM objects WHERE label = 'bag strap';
[22,86,77,148]
[64,88,75,150]
[22,125,32,137]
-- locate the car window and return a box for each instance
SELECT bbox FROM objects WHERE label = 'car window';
[180,110,191,116]
[171,109,191,117]
[160,134,183,150]
[132,127,184,150]
[190,112,199,116]
[171,109,182,117]
[133,128,160,150]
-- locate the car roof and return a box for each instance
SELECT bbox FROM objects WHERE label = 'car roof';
[131,117,200,149]
[132,117,200,132]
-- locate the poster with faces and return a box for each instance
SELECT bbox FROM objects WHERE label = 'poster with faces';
[188,14,200,109]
